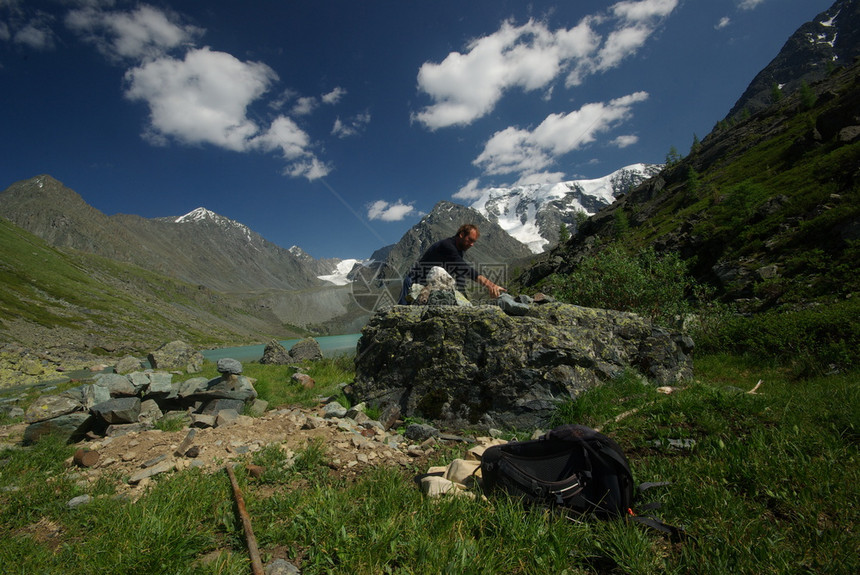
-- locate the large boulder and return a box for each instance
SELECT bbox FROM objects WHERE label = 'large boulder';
[260,340,291,365]
[147,341,204,373]
[288,338,323,362]
[350,303,694,430]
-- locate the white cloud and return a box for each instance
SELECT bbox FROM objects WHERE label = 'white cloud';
[66,4,202,61]
[322,86,346,104]
[65,3,331,181]
[474,91,648,176]
[413,18,597,129]
[291,96,317,116]
[593,24,650,71]
[253,117,332,179]
[13,21,55,50]
[415,2,677,129]
[0,4,56,50]
[452,178,484,201]
[611,0,678,22]
[367,200,415,222]
[124,47,277,151]
[331,112,371,138]
[285,156,331,180]
[253,115,311,159]
[611,134,638,147]
[715,17,731,30]
[739,0,767,10]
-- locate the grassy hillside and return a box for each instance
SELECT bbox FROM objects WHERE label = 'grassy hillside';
[0,217,300,355]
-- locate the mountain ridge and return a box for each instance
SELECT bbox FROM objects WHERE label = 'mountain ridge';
[726,0,859,122]
[464,163,663,252]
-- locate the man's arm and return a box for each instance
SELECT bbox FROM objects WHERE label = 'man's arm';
[476,274,506,298]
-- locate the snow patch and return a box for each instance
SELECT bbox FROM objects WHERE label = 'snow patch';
[318,259,362,286]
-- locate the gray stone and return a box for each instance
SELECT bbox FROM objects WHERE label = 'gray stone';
[215,409,240,427]
[147,340,204,373]
[61,384,110,409]
[0,406,24,419]
[323,401,348,418]
[189,375,258,402]
[24,412,92,444]
[200,398,245,416]
[838,125,860,143]
[126,372,151,394]
[405,423,439,441]
[497,293,530,316]
[190,414,216,428]
[128,459,174,484]
[379,404,401,430]
[427,289,457,306]
[288,337,323,362]
[177,377,209,398]
[67,494,93,509]
[756,264,779,281]
[25,395,82,423]
[265,558,301,575]
[351,303,694,430]
[217,358,243,375]
[138,399,163,423]
[533,293,556,304]
[145,372,174,396]
[260,340,291,365]
[247,399,269,416]
[90,397,141,425]
[105,422,152,437]
[142,454,168,468]
[94,372,138,397]
[114,355,143,375]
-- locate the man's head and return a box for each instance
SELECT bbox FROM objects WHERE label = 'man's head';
[455,224,480,251]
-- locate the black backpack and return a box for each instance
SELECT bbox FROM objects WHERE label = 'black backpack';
[480,424,684,537]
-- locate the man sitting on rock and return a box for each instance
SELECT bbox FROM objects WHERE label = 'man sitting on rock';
[398,224,505,304]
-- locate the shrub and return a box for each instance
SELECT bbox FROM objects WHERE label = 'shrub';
[548,243,696,326]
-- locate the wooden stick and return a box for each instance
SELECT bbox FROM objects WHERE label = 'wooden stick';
[747,379,763,394]
[226,464,265,575]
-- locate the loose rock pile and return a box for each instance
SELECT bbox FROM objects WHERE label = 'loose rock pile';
[22,357,264,445]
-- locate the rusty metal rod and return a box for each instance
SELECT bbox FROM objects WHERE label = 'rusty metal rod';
[226,464,265,575]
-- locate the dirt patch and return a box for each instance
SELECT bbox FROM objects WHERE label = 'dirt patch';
[0,403,453,499]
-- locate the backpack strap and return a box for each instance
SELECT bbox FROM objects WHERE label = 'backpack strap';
[626,513,688,542]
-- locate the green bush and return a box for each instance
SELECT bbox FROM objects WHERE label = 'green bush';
[547,243,696,326]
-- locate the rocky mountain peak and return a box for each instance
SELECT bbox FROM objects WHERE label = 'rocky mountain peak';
[466,163,662,252]
[173,207,220,224]
[726,0,860,122]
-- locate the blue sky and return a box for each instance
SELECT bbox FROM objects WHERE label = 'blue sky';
[0,0,835,259]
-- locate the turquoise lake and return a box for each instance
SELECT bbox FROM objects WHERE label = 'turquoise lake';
[200,333,362,363]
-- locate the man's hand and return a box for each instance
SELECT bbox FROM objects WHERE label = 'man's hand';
[487,283,506,298]
[477,274,506,298]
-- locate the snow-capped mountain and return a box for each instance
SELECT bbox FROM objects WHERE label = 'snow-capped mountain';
[173,207,257,246]
[466,163,662,253]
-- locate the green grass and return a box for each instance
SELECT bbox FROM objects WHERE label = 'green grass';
[0,217,286,349]
[196,355,355,409]
[2,354,857,574]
